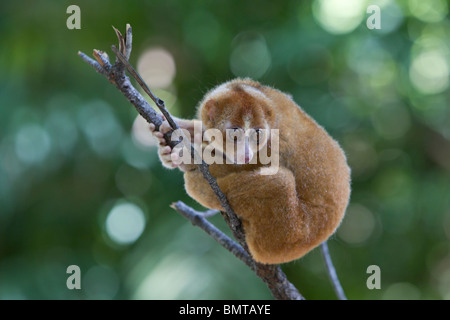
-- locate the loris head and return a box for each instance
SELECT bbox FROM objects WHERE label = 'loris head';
[198,79,276,164]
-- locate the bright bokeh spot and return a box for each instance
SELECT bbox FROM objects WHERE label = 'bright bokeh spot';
[134,254,211,299]
[14,124,51,165]
[346,39,397,88]
[382,282,421,300]
[410,50,449,94]
[137,47,176,89]
[132,115,159,148]
[408,0,448,23]
[313,0,366,34]
[372,0,404,34]
[106,201,146,245]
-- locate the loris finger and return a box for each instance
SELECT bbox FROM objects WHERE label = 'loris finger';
[153,131,164,139]
[171,153,181,164]
[159,120,172,134]
[160,155,174,168]
[160,146,172,155]
[154,132,167,145]
[150,126,167,142]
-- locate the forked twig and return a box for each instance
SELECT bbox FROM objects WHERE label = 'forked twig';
[111,45,180,131]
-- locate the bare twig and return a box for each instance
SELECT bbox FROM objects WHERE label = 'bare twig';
[78,51,108,76]
[111,45,180,131]
[321,241,347,300]
[78,25,304,300]
[171,201,253,269]
[125,24,133,60]
[197,208,220,218]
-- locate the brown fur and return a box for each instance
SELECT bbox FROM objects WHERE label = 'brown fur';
[161,78,351,264]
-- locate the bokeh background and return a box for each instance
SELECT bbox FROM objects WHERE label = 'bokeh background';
[0,0,449,300]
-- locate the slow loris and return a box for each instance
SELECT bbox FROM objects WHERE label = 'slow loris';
[149,78,351,264]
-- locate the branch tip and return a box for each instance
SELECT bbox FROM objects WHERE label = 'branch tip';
[111,25,119,34]
[93,49,111,69]
[170,202,178,210]
[125,24,133,59]
[112,25,126,57]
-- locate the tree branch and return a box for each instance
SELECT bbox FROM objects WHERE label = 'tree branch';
[321,241,347,300]
[171,201,254,269]
[78,24,304,300]
[171,201,305,300]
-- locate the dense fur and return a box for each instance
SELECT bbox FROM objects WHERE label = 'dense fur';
[153,78,351,264]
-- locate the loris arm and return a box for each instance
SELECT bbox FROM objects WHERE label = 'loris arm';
[150,116,224,209]
[149,116,202,170]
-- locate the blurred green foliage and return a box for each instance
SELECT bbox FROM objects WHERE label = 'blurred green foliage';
[0,0,449,300]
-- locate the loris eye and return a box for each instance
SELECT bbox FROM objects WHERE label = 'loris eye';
[250,128,265,144]
[227,127,244,141]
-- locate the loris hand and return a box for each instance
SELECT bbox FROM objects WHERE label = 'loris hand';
[149,117,197,172]
[148,117,179,169]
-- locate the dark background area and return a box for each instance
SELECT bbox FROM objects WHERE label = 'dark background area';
[0,0,449,299]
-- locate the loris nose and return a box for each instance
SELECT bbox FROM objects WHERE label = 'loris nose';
[235,138,253,164]
[244,148,253,164]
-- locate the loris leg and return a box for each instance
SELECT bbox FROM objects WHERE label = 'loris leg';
[183,168,224,211]
[217,167,313,264]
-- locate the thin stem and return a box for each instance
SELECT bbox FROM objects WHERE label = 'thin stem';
[125,24,132,60]
[321,241,347,300]
[111,45,179,130]
[200,209,220,218]
[78,51,107,76]
[171,201,253,269]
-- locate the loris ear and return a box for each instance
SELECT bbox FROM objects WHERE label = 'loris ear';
[203,99,219,126]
